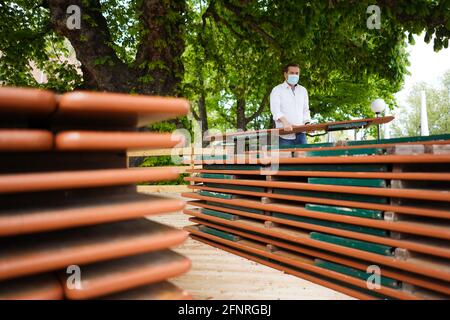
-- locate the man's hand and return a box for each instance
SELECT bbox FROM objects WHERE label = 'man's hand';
[280,117,293,132]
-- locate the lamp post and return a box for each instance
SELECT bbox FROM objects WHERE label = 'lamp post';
[371,98,386,140]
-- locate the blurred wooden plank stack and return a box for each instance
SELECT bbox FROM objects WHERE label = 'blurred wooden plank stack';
[183,130,450,300]
[0,87,191,300]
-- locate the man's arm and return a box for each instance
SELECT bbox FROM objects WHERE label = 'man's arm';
[270,88,293,131]
[303,88,311,125]
[278,116,293,131]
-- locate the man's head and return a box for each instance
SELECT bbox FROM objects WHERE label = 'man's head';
[283,63,300,86]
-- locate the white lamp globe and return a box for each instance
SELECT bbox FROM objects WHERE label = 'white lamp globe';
[371,98,386,114]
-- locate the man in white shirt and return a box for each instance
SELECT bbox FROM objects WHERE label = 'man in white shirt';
[270,63,311,146]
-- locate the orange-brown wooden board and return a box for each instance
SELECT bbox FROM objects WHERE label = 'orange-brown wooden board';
[54,131,184,151]
[190,217,450,297]
[185,204,450,260]
[187,224,439,300]
[0,87,57,116]
[0,167,179,194]
[187,169,450,181]
[0,152,127,174]
[245,139,450,154]
[191,232,447,300]
[0,194,185,236]
[183,208,450,282]
[189,153,450,165]
[100,281,192,300]
[0,219,188,281]
[0,273,63,300]
[184,184,450,220]
[60,250,190,299]
[187,199,450,241]
[186,177,450,202]
[0,129,53,152]
[189,234,374,300]
[57,91,189,127]
[186,225,421,300]
[205,116,394,141]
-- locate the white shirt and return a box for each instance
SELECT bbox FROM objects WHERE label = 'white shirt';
[270,81,311,139]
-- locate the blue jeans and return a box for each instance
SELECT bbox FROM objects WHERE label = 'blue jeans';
[279,132,307,146]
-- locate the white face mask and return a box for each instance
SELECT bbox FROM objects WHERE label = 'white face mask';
[287,74,299,85]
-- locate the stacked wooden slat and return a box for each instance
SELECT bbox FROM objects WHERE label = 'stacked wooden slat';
[0,87,191,300]
[184,133,450,300]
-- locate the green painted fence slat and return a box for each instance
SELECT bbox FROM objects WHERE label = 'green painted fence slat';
[205,182,266,193]
[305,204,383,220]
[199,190,234,199]
[308,177,386,188]
[206,201,265,214]
[278,164,388,172]
[315,259,400,288]
[200,173,236,179]
[347,133,450,146]
[201,208,239,221]
[198,225,241,242]
[273,188,388,204]
[305,148,385,157]
[272,213,387,237]
[204,164,262,171]
[310,232,393,256]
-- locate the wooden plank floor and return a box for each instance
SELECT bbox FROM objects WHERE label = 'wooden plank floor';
[146,192,353,300]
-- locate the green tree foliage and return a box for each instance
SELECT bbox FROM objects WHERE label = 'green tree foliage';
[139,155,188,185]
[183,0,450,131]
[0,1,81,91]
[1,0,449,132]
[391,70,450,137]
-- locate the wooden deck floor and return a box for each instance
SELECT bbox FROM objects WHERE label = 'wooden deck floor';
[147,193,353,300]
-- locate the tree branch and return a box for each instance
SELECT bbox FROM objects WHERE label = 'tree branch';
[191,106,200,121]
[221,0,281,49]
[377,0,447,27]
[204,5,247,40]
[245,87,271,124]
[215,107,234,126]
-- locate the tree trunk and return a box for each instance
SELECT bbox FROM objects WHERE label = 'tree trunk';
[48,0,135,93]
[245,88,271,127]
[236,97,246,130]
[199,92,209,131]
[47,0,185,96]
[135,0,186,95]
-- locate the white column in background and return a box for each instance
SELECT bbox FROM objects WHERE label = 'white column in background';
[420,90,430,136]
[384,121,390,139]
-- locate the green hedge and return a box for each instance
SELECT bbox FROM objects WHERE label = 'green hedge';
[139,155,188,185]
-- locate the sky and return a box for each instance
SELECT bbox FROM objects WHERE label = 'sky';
[386,33,450,136]
[394,33,450,106]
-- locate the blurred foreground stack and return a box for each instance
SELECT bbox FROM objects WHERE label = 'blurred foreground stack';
[0,87,191,300]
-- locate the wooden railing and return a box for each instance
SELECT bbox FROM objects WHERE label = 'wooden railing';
[127,147,225,194]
